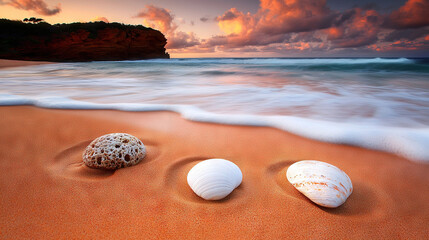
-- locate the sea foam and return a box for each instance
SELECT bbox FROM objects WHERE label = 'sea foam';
[1,93,428,163]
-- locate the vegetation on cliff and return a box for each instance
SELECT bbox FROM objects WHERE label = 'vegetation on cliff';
[0,19,170,61]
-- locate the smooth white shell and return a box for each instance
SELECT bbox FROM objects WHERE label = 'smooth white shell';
[286,160,353,208]
[187,159,243,200]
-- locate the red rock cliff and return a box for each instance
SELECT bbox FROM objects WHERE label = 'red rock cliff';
[0,20,170,61]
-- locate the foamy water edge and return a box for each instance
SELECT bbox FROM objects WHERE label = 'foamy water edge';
[1,94,428,163]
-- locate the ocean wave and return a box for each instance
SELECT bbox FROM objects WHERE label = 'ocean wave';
[120,57,414,64]
[2,59,428,127]
[200,70,237,76]
[1,93,428,163]
[116,57,428,72]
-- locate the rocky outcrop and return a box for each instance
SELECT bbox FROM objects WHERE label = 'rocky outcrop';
[0,19,169,61]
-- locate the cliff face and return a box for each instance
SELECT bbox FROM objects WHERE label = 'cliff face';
[0,20,170,61]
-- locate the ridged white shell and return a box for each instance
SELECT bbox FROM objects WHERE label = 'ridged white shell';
[286,160,353,208]
[187,159,243,200]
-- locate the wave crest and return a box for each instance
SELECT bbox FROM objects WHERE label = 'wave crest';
[1,94,428,163]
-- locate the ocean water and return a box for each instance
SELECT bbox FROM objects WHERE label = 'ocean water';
[1,58,429,162]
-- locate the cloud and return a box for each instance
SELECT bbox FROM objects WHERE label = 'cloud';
[201,0,429,54]
[167,32,200,49]
[167,31,200,49]
[286,32,323,43]
[385,0,429,29]
[176,17,186,25]
[216,8,255,36]
[92,17,109,23]
[3,0,61,16]
[369,37,429,53]
[256,0,337,34]
[135,5,175,33]
[208,0,336,49]
[200,17,209,22]
[384,27,429,41]
[216,9,239,21]
[134,5,200,49]
[207,3,386,50]
[138,1,429,55]
[326,8,383,48]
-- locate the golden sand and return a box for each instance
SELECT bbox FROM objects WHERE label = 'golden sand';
[0,59,53,69]
[0,106,428,239]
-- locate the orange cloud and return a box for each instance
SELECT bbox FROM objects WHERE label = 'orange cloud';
[134,5,199,49]
[132,1,429,55]
[216,8,255,36]
[257,0,335,34]
[327,27,342,39]
[135,5,175,34]
[385,0,429,29]
[372,40,424,52]
[327,8,383,48]
[3,0,61,16]
[204,0,429,54]
[211,0,335,49]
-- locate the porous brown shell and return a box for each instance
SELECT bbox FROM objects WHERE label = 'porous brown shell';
[82,133,146,169]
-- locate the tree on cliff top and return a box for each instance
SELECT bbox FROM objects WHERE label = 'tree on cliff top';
[23,17,44,24]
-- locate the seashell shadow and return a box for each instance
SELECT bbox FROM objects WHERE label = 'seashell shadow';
[266,160,296,175]
[267,160,303,200]
[269,160,384,217]
[164,156,247,204]
[49,137,159,181]
[318,181,381,217]
[53,140,93,164]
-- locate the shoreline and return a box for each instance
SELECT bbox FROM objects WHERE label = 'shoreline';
[0,59,53,69]
[0,93,427,163]
[0,106,428,239]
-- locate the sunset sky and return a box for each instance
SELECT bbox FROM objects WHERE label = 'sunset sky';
[1,0,428,58]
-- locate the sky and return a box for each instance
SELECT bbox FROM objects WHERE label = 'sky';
[0,0,428,58]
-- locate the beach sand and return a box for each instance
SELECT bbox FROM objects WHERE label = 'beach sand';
[0,106,428,239]
[0,59,53,69]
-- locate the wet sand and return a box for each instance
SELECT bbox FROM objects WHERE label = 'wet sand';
[0,59,53,69]
[0,106,428,239]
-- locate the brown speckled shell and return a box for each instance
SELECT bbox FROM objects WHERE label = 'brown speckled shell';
[286,160,353,208]
[82,133,146,170]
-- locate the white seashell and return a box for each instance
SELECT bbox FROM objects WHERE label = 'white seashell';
[286,160,353,208]
[187,159,243,200]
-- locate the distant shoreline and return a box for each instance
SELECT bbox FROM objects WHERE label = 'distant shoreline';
[0,59,53,69]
